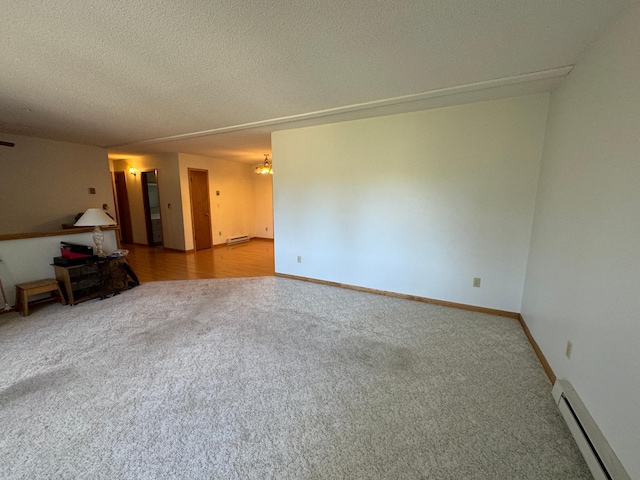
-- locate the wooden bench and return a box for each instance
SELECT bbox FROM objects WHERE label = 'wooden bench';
[14,279,66,316]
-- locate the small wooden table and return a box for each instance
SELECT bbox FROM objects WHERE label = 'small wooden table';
[54,257,130,305]
[15,279,66,316]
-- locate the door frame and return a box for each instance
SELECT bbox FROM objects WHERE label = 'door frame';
[112,171,134,244]
[141,170,163,247]
[188,168,213,250]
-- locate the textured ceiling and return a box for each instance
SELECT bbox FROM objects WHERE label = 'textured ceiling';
[0,0,634,163]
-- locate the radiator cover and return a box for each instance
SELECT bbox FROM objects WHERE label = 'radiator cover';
[552,380,630,480]
[226,235,250,245]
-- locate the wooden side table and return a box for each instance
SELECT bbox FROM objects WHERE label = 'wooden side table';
[15,279,66,316]
[54,257,130,305]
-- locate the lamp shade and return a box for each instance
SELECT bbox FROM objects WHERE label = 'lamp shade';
[74,208,116,227]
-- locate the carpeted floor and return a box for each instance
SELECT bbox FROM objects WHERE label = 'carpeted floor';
[0,277,591,479]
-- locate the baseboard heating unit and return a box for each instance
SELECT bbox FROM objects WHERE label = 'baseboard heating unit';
[226,235,250,246]
[552,380,630,480]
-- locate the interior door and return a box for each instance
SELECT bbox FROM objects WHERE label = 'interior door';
[189,169,212,250]
[113,171,134,244]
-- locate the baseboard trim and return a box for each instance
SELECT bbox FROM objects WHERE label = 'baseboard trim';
[213,242,244,249]
[212,238,273,248]
[518,313,556,383]
[275,273,519,319]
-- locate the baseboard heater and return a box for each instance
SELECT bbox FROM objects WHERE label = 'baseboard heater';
[552,380,630,480]
[226,235,250,246]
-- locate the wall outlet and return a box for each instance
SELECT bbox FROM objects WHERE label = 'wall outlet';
[266,227,268,231]
[565,341,573,359]
[473,277,481,287]
[219,231,222,236]
[297,256,302,263]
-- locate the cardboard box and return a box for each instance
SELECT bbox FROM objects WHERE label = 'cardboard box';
[60,242,94,255]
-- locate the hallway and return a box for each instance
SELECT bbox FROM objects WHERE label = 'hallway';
[123,239,274,283]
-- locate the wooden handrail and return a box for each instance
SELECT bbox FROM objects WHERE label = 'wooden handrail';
[0,226,119,242]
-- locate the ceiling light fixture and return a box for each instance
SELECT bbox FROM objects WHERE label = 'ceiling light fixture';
[255,154,273,175]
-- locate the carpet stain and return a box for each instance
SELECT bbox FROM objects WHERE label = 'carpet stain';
[0,366,77,404]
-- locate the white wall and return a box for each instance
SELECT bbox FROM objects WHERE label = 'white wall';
[521,4,640,477]
[111,153,186,250]
[273,94,549,312]
[178,153,257,249]
[0,133,114,234]
[0,230,118,306]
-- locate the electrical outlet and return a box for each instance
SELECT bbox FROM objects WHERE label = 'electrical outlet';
[219,231,222,236]
[565,341,573,359]
[473,277,481,288]
[297,256,302,263]
[266,227,268,231]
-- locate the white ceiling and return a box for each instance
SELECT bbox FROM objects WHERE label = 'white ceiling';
[0,0,634,163]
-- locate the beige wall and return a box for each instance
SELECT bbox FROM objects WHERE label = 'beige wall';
[178,153,261,249]
[253,172,274,239]
[0,133,114,234]
[111,153,186,250]
[111,153,185,250]
[112,152,272,251]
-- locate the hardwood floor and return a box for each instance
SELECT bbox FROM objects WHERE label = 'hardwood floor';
[122,238,274,283]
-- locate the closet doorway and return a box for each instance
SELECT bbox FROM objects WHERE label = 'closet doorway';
[188,169,212,250]
[141,170,163,247]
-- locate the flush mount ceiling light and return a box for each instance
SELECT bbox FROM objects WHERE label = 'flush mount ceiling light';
[255,154,273,175]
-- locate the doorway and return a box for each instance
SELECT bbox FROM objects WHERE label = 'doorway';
[113,171,134,244]
[141,170,163,247]
[188,169,212,250]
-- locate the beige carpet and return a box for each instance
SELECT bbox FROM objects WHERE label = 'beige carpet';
[0,277,590,479]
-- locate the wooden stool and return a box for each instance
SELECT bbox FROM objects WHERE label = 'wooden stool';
[15,279,66,316]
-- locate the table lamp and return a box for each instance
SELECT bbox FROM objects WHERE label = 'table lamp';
[74,208,117,257]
